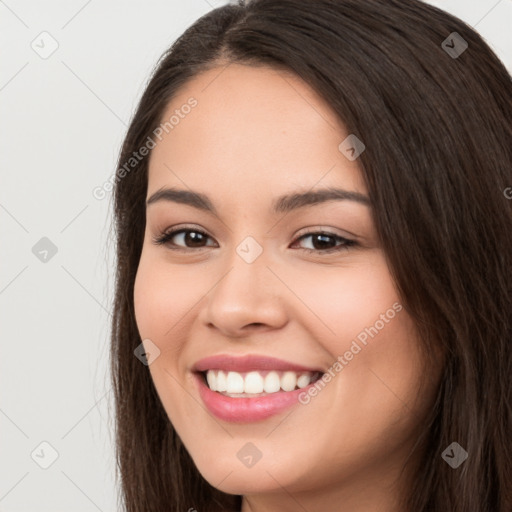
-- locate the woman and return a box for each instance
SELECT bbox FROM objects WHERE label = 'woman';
[109,1,512,510]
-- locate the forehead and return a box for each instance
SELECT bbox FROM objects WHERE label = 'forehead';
[147,63,367,203]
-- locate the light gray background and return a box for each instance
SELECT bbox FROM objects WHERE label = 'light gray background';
[1,1,511,510]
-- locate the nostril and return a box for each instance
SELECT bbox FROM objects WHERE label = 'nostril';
[247,323,265,329]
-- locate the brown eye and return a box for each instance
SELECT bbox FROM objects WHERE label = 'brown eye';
[152,228,216,250]
[292,231,356,254]
[152,227,357,255]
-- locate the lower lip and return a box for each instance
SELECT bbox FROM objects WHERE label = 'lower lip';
[194,372,319,423]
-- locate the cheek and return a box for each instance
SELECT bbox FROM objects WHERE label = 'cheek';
[288,254,400,345]
[133,253,196,341]
[133,256,163,340]
[133,254,197,421]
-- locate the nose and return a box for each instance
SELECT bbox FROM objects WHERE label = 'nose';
[200,243,288,338]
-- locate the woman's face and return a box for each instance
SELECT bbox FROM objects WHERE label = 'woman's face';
[134,64,441,509]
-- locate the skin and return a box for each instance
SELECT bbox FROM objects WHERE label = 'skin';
[133,63,443,512]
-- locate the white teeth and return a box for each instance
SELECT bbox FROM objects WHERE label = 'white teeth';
[206,371,217,391]
[216,370,227,392]
[204,369,317,395]
[244,371,264,394]
[226,371,244,393]
[263,371,281,393]
[297,374,311,388]
[281,371,297,392]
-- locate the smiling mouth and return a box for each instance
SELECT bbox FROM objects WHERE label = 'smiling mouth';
[199,369,323,397]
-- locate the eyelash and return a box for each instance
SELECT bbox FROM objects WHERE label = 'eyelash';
[152,226,357,254]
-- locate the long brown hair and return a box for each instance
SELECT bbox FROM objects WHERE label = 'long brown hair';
[109,1,512,510]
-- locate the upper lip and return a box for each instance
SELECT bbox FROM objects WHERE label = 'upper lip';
[192,354,324,373]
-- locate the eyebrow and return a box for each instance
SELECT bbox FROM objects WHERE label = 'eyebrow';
[146,186,371,214]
